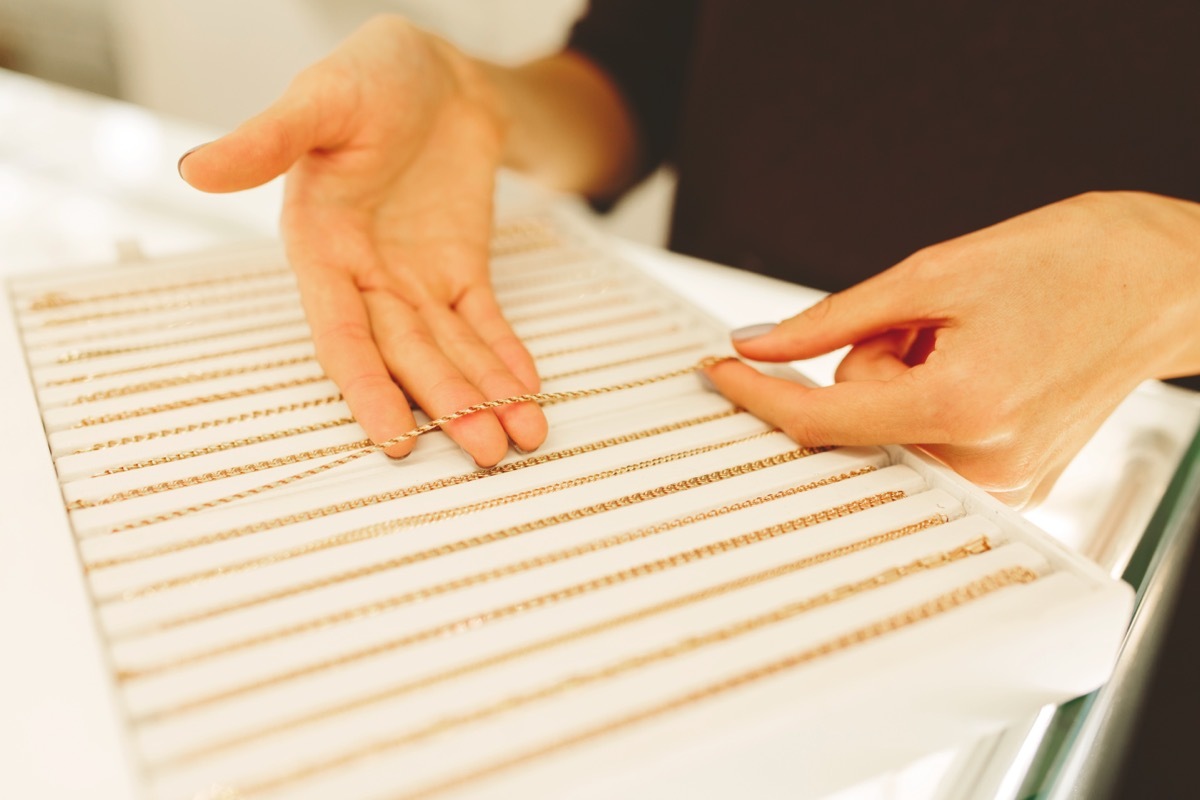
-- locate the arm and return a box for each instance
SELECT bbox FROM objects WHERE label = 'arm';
[178,16,639,466]
[704,191,1200,506]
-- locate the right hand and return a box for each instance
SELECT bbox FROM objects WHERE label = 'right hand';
[178,15,547,466]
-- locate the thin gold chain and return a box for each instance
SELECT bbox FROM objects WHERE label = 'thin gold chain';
[531,325,681,360]
[539,344,706,382]
[101,357,731,533]
[519,309,661,342]
[388,565,1038,800]
[491,266,602,294]
[52,317,308,364]
[110,452,857,619]
[131,514,945,725]
[506,293,637,325]
[68,395,343,454]
[146,495,918,761]
[218,536,994,794]
[116,487,903,682]
[71,376,330,428]
[45,336,312,386]
[29,301,304,351]
[97,430,784,591]
[71,438,373,510]
[68,355,317,405]
[34,283,293,327]
[86,408,742,569]
[494,279,622,309]
[91,417,356,475]
[23,266,291,311]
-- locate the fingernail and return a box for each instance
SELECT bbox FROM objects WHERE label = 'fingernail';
[176,142,211,179]
[730,322,777,342]
[696,371,717,393]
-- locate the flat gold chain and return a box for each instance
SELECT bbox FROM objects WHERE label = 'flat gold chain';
[23,266,290,311]
[131,514,944,723]
[45,336,312,387]
[67,355,317,405]
[68,395,343,454]
[71,376,330,428]
[86,408,743,569]
[531,325,681,360]
[389,565,1039,800]
[34,283,293,327]
[92,417,356,476]
[100,357,731,533]
[110,450,854,619]
[116,487,903,682]
[217,536,994,794]
[145,494,916,761]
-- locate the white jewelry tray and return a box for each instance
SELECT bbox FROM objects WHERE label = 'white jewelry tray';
[0,213,1132,800]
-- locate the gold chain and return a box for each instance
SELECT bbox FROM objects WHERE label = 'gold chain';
[531,325,681,360]
[506,293,637,325]
[68,395,343,454]
[45,336,312,387]
[116,487,903,682]
[495,279,622,309]
[100,357,732,533]
[389,565,1039,800]
[92,418,356,475]
[131,514,942,724]
[147,498,921,761]
[491,266,602,294]
[68,355,317,405]
[519,309,661,342]
[30,301,304,351]
[24,266,291,311]
[86,408,743,569]
[72,438,374,509]
[35,283,293,327]
[218,536,994,793]
[539,344,706,382]
[71,376,330,428]
[53,317,308,364]
[111,452,859,619]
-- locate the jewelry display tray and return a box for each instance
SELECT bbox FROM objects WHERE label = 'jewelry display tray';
[0,213,1132,800]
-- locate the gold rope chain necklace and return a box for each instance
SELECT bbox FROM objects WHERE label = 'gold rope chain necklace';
[85,408,744,569]
[51,316,308,364]
[35,282,295,328]
[101,356,732,533]
[130,513,942,723]
[118,488,909,683]
[389,565,1039,800]
[68,355,317,405]
[147,497,912,761]
[209,536,997,794]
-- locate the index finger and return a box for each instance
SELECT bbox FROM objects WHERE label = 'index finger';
[704,359,947,447]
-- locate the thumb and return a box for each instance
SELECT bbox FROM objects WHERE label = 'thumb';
[177,79,329,193]
[732,265,939,362]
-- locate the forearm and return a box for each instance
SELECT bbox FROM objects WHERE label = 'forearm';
[479,51,641,201]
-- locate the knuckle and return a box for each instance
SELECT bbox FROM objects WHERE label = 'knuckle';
[312,319,373,349]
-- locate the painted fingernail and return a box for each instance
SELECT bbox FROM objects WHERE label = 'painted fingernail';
[730,322,777,342]
[176,142,211,179]
[696,371,717,393]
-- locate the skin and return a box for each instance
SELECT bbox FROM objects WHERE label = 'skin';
[180,15,1200,500]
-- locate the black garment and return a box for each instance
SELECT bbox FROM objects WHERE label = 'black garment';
[569,1,1200,293]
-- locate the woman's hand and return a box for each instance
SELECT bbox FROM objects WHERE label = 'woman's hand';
[706,191,1200,506]
[179,16,546,466]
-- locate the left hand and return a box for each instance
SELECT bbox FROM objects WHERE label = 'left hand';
[705,191,1200,506]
